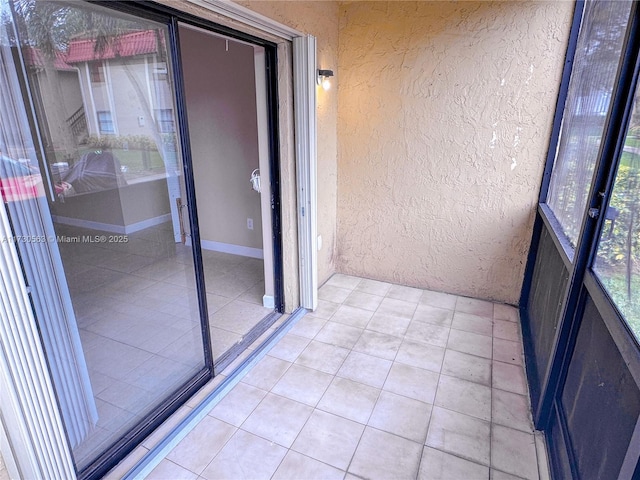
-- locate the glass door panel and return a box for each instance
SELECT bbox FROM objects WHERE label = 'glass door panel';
[178,24,274,361]
[594,92,640,338]
[546,0,631,249]
[9,1,210,471]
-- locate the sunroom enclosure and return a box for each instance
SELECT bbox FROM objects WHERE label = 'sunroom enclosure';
[521,1,640,478]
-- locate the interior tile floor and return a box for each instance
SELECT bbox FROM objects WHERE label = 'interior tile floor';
[53,222,271,467]
[141,274,549,480]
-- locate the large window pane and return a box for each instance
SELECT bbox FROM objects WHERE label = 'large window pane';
[594,92,640,338]
[7,0,208,471]
[546,0,631,249]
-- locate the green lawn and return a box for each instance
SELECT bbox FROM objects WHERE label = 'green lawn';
[78,147,166,174]
[597,270,640,336]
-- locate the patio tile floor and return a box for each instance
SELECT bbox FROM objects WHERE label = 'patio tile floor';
[143,274,548,480]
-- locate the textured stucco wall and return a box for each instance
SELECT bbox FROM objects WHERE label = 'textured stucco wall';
[237,1,340,286]
[337,1,573,304]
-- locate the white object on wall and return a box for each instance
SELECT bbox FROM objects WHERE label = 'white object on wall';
[250,168,261,193]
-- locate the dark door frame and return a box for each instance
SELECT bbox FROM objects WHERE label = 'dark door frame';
[520,1,640,478]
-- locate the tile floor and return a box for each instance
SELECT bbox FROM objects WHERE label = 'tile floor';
[141,274,549,480]
[52,222,272,468]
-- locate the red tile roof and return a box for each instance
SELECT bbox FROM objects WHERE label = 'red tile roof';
[65,30,160,64]
[23,47,75,71]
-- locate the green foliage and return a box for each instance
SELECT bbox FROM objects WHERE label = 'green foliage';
[598,274,640,335]
[85,134,156,150]
[597,162,639,267]
[595,147,640,319]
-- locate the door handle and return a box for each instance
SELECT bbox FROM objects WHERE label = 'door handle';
[177,198,187,244]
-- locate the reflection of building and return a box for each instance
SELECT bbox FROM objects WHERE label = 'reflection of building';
[23,48,84,161]
[25,30,175,166]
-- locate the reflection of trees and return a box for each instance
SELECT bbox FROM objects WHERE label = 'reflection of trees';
[12,0,141,58]
[6,0,173,163]
[548,0,631,246]
[597,149,640,306]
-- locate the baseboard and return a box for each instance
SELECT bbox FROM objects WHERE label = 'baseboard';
[262,295,275,309]
[52,214,171,234]
[200,239,264,259]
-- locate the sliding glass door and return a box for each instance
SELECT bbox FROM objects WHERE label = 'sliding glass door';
[4,1,212,476]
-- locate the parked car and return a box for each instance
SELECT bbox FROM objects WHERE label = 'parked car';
[0,155,43,202]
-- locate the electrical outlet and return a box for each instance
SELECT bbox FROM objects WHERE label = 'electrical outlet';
[247,218,254,230]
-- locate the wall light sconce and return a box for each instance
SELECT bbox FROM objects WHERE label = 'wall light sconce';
[317,69,334,91]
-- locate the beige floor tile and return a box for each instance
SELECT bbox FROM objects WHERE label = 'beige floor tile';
[426,407,491,466]
[311,300,341,319]
[325,274,362,290]
[272,451,344,480]
[441,349,492,386]
[493,304,519,322]
[318,284,352,303]
[492,389,533,433]
[315,321,363,349]
[456,297,494,318]
[491,425,538,480]
[209,301,272,336]
[383,362,439,404]
[289,315,326,339]
[405,321,450,348]
[208,382,267,427]
[493,338,523,366]
[267,333,311,363]
[377,297,418,319]
[330,305,374,329]
[295,340,350,374]
[337,351,393,388]
[366,312,411,337]
[237,281,266,305]
[241,393,313,448]
[317,377,380,424]
[292,410,364,470]
[387,284,424,303]
[147,459,198,480]
[200,429,287,480]
[166,416,236,475]
[435,375,492,421]
[241,355,291,391]
[452,312,494,337]
[493,361,528,395]
[368,391,432,443]
[271,364,333,406]
[491,470,527,480]
[420,290,458,310]
[447,329,493,359]
[343,290,384,311]
[349,427,423,480]
[494,320,520,342]
[413,304,454,327]
[355,278,392,296]
[353,330,403,360]
[396,338,445,373]
[418,447,489,480]
[209,327,243,358]
[107,274,544,480]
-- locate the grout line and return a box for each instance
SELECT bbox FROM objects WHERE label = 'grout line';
[121,307,308,480]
